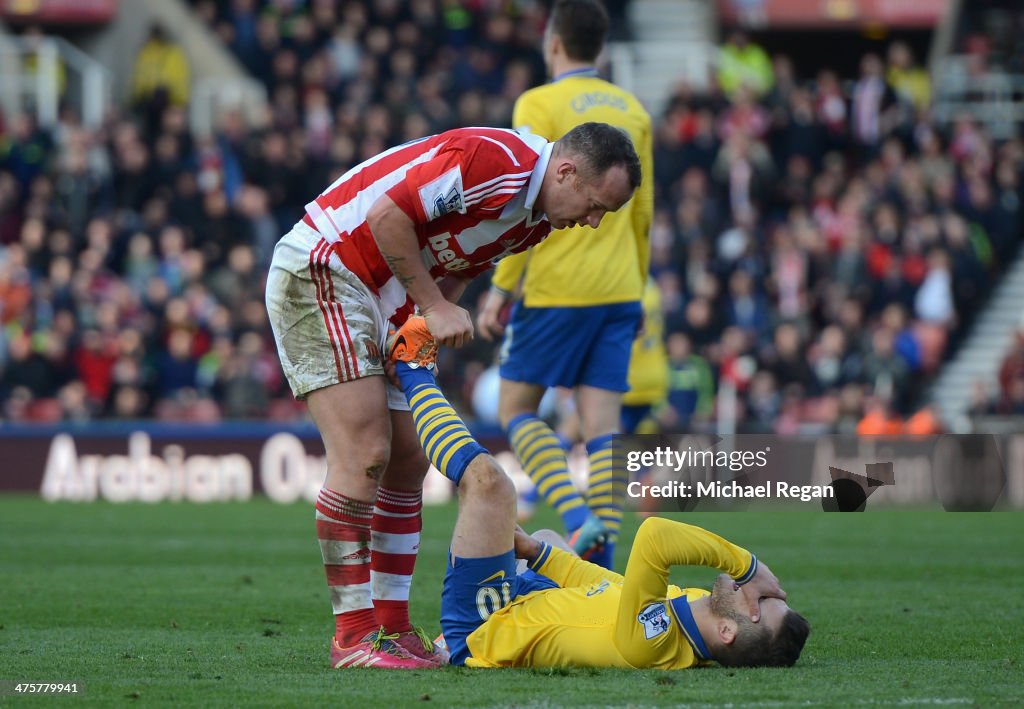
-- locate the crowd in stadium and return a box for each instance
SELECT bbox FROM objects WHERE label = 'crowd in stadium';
[0,0,1021,432]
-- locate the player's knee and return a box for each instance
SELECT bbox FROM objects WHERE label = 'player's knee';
[497,402,529,431]
[497,389,541,431]
[346,439,392,482]
[579,410,619,442]
[461,455,516,509]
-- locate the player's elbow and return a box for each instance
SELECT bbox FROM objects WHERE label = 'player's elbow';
[365,197,388,233]
[366,196,406,243]
[635,515,671,542]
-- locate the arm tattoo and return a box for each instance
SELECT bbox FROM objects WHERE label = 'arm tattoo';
[383,253,416,289]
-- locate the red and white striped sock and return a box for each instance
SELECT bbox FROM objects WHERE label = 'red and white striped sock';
[370,486,422,634]
[315,487,377,647]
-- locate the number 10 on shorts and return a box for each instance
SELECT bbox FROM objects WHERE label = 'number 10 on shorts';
[476,581,512,620]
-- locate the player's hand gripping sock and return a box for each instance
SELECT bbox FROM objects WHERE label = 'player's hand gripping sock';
[388,316,487,485]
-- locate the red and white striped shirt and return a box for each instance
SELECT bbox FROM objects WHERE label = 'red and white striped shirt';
[302,127,554,324]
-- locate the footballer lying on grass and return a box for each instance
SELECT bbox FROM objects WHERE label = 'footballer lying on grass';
[355,316,810,670]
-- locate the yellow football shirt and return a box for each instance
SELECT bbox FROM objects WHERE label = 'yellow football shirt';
[464,517,756,668]
[492,70,654,307]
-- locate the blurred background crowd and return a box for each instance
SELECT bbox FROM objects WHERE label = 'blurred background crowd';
[0,0,1022,435]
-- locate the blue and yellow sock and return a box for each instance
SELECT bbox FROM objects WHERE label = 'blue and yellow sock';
[507,413,588,533]
[585,433,624,569]
[396,362,486,486]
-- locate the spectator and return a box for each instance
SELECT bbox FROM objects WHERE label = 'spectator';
[998,330,1024,395]
[860,326,910,406]
[886,41,931,113]
[717,30,774,98]
[880,304,921,373]
[17,25,68,101]
[967,379,996,418]
[712,132,775,220]
[660,331,715,429]
[59,380,92,422]
[156,328,199,398]
[764,323,815,396]
[745,370,781,433]
[814,69,848,155]
[850,54,897,160]
[994,378,1024,416]
[724,268,770,339]
[217,332,271,418]
[1,113,54,195]
[914,248,956,327]
[131,26,191,138]
[73,328,118,406]
[2,333,58,398]
[808,325,854,393]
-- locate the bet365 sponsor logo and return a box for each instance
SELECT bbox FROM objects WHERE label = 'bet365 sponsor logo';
[426,232,472,271]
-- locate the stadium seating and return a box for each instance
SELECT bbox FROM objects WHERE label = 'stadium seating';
[0,1,1021,435]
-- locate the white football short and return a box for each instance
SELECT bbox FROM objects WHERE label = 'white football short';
[265,221,410,411]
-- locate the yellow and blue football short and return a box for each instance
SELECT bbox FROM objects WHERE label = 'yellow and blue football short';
[499,302,643,391]
[440,550,557,666]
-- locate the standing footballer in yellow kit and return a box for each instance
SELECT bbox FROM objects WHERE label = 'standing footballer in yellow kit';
[621,278,670,435]
[477,0,655,569]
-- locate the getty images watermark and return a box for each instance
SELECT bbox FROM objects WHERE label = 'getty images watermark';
[625,444,831,502]
[612,434,1014,512]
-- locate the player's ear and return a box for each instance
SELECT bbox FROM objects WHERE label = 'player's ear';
[549,32,563,57]
[556,159,576,182]
[717,618,738,646]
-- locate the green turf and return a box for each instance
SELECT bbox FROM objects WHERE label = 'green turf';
[1,496,1022,707]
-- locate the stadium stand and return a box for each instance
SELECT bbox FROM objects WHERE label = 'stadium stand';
[0,0,1021,435]
[626,22,1020,433]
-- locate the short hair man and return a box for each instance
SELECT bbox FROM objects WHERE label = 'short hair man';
[388,317,810,669]
[265,122,640,668]
[477,0,655,570]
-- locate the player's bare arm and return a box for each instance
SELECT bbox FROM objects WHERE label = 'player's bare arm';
[477,287,511,341]
[513,525,544,563]
[367,195,474,347]
[438,274,472,304]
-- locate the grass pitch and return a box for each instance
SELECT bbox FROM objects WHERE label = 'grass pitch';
[2,496,1022,707]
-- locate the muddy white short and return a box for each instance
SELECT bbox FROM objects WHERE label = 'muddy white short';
[265,221,409,410]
